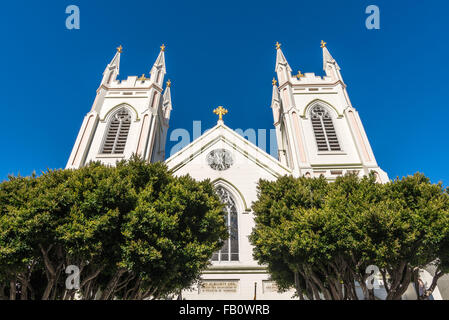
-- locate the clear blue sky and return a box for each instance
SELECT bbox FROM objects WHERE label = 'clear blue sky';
[1,0,448,186]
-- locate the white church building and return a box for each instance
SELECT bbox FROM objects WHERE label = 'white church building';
[66,42,443,300]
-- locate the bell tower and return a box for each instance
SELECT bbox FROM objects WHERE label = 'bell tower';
[271,41,388,182]
[66,44,173,169]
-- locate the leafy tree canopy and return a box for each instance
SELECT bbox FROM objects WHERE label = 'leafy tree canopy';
[0,156,227,300]
[250,173,449,300]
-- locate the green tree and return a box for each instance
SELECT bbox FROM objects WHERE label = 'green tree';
[249,175,330,299]
[119,175,227,299]
[250,173,449,300]
[368,174,449,299]
[0,156,227,300]
[0,174,38,299]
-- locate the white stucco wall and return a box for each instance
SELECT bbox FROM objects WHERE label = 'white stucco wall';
[167,123,296,300]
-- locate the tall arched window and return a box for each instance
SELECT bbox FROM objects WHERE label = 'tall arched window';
[212,186,239,262]
[101,108,131,154]
[310,105,341,151]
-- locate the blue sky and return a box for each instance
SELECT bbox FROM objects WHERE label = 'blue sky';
[1,0,448,186]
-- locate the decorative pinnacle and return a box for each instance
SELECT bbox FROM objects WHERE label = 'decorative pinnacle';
[213,106,228,122]
[166,79,171,87]
[275,41,281,50]
[160,44,166,52]
[296,70,304,79]
[117,45,123,53]
[272,78,277,86]
[320,40,327,48]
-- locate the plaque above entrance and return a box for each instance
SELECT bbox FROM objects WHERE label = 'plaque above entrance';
[198,280,239,294]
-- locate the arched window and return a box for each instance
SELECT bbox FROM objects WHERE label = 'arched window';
[212,186,239,262]
[101,108,131,154]
[310,105,341,151]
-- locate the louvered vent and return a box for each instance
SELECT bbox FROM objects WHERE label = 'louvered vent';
[101,108,131,154]
[311,105,341,152]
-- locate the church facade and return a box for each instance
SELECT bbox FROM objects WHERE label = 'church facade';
[66,41,397,299]
[66,44,171,170]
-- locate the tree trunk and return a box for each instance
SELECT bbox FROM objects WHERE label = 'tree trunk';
[294,272,305,300]
[386,264,411,300]
[308,270,331,300]
[125,278,141,300]
[298,269,315,300]
[0,284,6,300]
[424,269,444,299]
[42,279,55,300]
[40,244,57,300]
[21,281,28,300]
[9,280,16,300]
[100,269,126,300]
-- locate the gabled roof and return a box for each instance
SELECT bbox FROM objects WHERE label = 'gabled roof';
[165,122,292,178]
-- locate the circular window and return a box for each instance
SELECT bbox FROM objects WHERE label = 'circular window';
[206,149,234,171]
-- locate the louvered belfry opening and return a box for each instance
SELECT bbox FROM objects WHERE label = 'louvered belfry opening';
[101,108,132,154]
[311,105,341,152]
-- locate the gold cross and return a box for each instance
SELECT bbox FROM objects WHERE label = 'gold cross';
[166,79,171,87]
[138,74,146,81]
[160,44,166,52]
[213,106,228,121]
[275,41,281,50]
[272,78,277,86]
[296,70,304,79]
[117,45,123,53]
[320,40,327,48]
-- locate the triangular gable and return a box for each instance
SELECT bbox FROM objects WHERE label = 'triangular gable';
[165,123,292,178]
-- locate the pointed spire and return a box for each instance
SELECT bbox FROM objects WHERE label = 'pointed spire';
[274,42,292,86]
[111,45,122,73]
[322,40,339,70]
[321,40,343,81]
[270,78,282,126]
[274,41,292,73]
[163,80,172,102]
[101,45,122,85]
[150,44,166,86]
[271,78,280,104]
[162,79,172,121]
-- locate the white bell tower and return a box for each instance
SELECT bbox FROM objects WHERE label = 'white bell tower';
[271,41,388,182]
[66,44,173,169]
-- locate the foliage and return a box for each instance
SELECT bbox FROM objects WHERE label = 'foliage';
[250,173,449,300]
[0,156,227,300]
